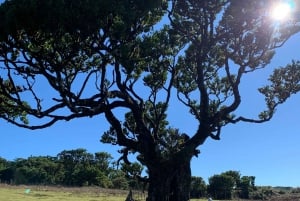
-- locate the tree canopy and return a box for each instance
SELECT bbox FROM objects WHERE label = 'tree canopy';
[1,0,300,200]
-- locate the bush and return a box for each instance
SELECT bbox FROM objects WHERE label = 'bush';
[291,188,300,193]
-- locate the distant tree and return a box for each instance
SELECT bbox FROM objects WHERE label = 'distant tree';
[208,174,235,200]
[0,157,7,172]
[239,176,256,199]
[93,152,115,187]
[207,171,257,199]
[13,158,30,184]
[110,170,129,190]
[190,176,207,199]
[1,0,300,200]
[0,157,12,183]
[0,166,14,184]
[222,170,241,189]
[121,162,144,189]
[95,169,113,188]
[57,148,105,186]
[13,156,62,185]
[94,152,113,174]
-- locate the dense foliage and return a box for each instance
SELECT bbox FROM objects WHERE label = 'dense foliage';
[1,0,300,200]
[0,149,142,189]
[207,171,256,199]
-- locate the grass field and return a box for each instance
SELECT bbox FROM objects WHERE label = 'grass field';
[0,185,132,201]
[4,185,300,201]
[0,185,210,201]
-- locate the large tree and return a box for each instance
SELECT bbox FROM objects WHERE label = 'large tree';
[1,0,300,200]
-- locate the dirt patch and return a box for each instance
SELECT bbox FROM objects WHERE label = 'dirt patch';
[268,194,300,201]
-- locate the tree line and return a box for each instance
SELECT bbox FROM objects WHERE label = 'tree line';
[0,148,260,200]
[0,148,142,189]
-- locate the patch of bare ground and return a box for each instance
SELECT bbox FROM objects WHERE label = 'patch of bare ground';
[234,193,300,201]
[267,193,300,201]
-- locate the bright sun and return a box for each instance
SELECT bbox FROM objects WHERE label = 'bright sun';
[271,2,293,21]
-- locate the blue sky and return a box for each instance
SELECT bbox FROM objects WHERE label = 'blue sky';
[1,0,300,187]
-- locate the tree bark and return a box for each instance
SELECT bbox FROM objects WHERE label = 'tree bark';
[146,157,192,201]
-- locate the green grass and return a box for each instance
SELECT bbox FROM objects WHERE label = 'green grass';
[0,186,127,201]
[0,185,213,201]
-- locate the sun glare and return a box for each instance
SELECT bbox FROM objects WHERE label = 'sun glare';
[271,2,293,21]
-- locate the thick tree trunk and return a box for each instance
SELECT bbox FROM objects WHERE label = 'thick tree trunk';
[146,158,192,201]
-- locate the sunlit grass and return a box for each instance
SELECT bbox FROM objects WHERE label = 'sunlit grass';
[0,186,126,201]
[0,185,216,201]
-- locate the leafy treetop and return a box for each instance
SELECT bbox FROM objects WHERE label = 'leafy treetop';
[1,0,300,182]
